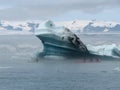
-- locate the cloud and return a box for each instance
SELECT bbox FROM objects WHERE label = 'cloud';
[0,0,120,20]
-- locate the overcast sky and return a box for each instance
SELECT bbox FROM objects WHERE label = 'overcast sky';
[0,0,120,22]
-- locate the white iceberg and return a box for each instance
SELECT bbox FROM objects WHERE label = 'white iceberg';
[87,44,120,58]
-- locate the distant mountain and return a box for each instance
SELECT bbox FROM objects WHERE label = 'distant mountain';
[0,20,40,32]
[57,20,120,33]
[0,20,120,35]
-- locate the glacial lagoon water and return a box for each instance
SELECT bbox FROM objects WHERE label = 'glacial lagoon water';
[0,34,120,90]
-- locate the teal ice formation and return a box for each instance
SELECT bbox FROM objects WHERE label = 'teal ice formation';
[35,20,120,60]
[35,20,90,58]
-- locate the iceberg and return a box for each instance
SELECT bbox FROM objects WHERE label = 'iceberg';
[35,20,90,58]
[87,44,120,58]
[35,20,120,60]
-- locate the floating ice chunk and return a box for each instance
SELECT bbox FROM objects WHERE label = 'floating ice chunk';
[87,44,120,57]
[35,20,89,57]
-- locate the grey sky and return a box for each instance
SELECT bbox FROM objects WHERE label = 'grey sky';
[0,0,120,21]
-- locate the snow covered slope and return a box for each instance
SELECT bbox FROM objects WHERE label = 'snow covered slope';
[0,20,120,35]
[56,20,120,33]
[0,20,40,35]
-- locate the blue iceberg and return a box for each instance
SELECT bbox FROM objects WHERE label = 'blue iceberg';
[35,20,90,58]
[35,20,120,60]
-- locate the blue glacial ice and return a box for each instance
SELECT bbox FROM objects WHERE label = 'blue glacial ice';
[87,44,120,58]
